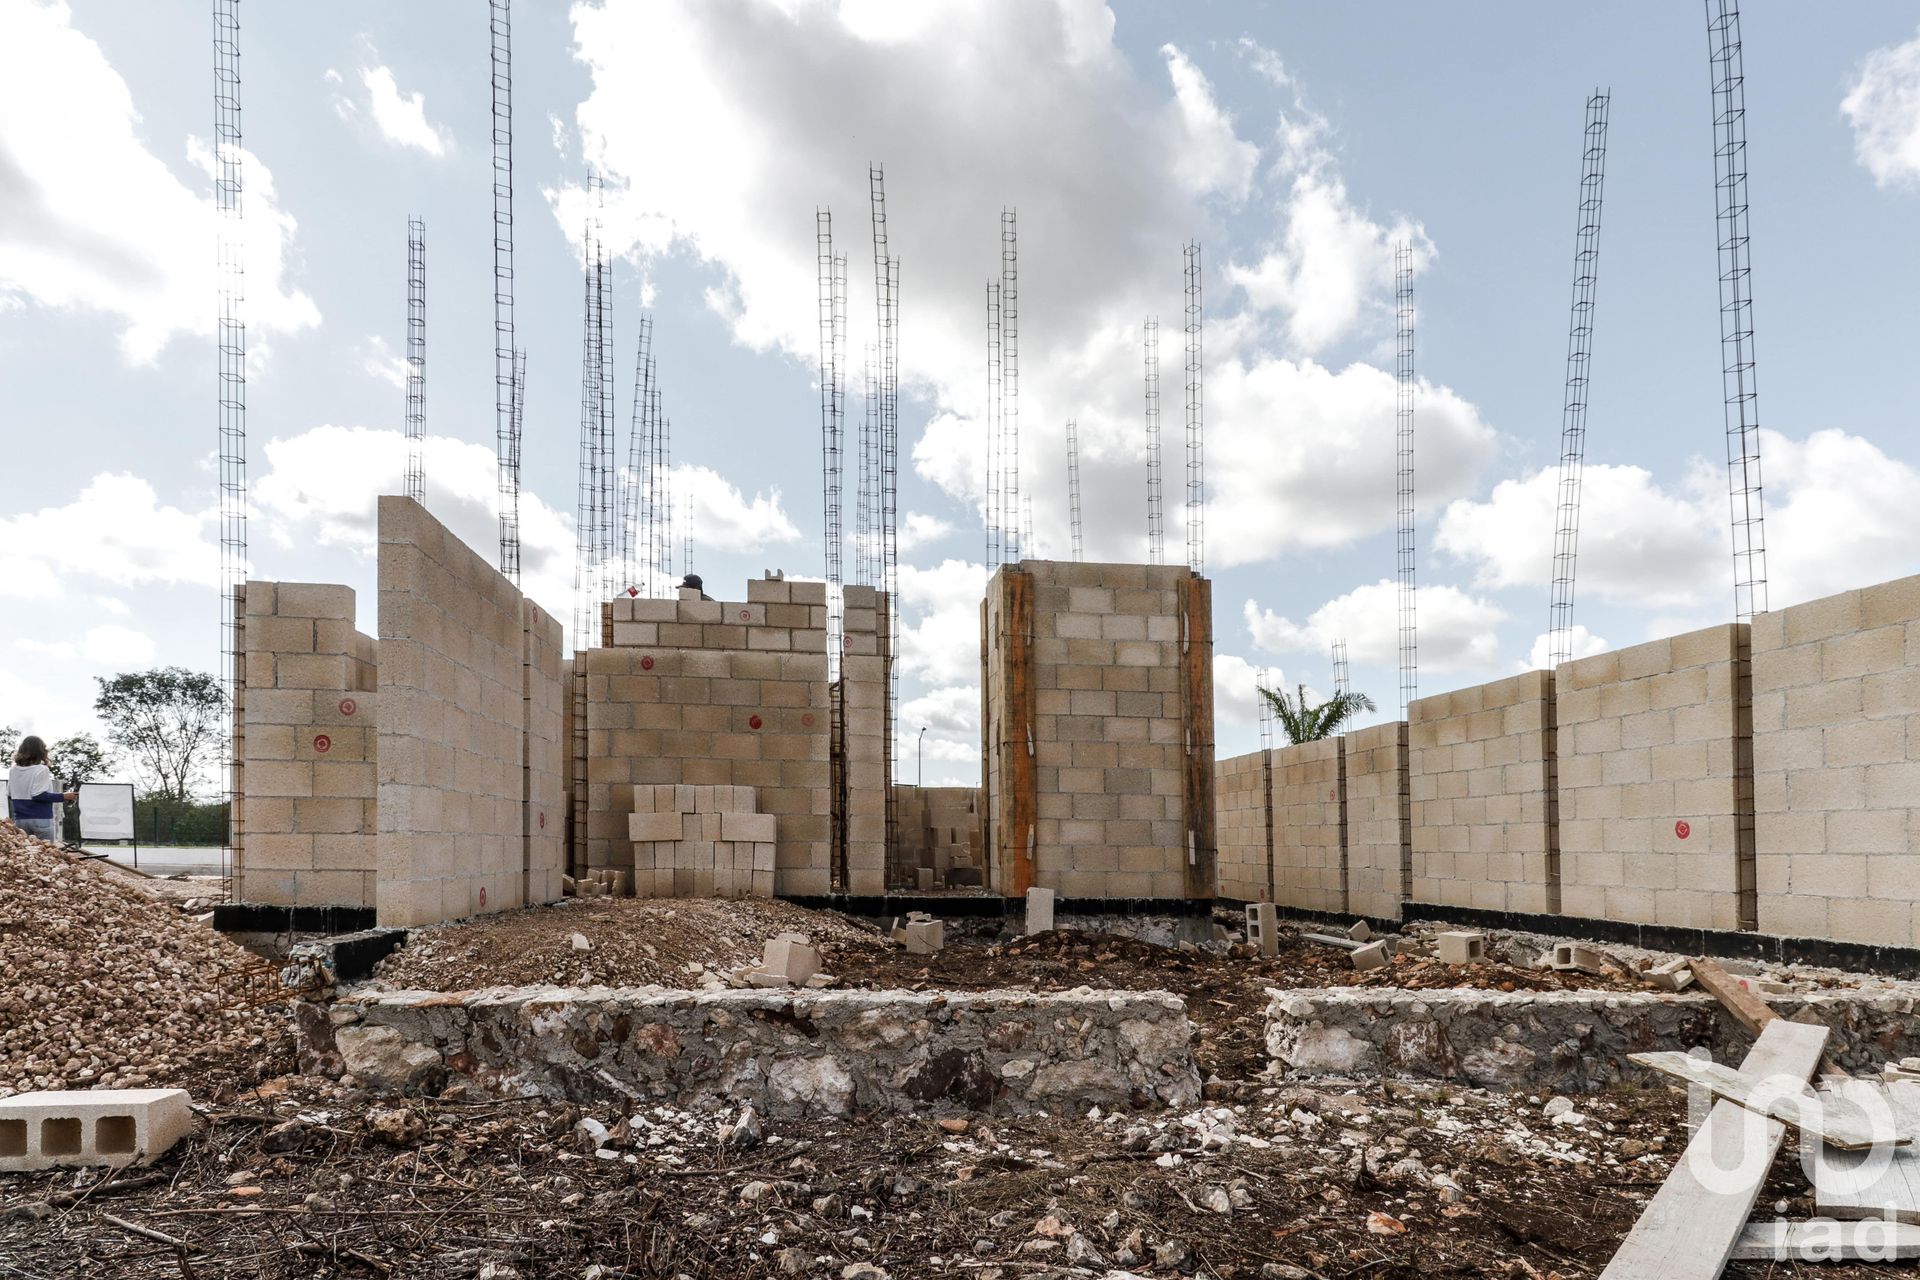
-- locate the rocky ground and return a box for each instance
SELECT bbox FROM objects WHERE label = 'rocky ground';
[0,837,1901,1278]
[0,823,293,1099]
[0,1072,1884,1279]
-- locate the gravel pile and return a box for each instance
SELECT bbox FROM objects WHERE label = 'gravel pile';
[0,821,292,1098]
[371,895,886,991]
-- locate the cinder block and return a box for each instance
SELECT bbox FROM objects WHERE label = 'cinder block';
[0,1089,196,1171]
[1026,886,1056,934]
[903,919,945,954]
[1244,902,1278,957]
[759,933,819,985]
[1435,931,1486,964]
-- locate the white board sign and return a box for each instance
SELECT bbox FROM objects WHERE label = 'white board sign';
[79,782,136,841]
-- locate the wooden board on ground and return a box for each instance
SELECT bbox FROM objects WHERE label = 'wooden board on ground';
[1730,1217,1920,1261]
[1813,1078,1920,1223]
[1599,1019,1828,1280]
[1629,1051,1899,1151]
[1691,956,1845,1079]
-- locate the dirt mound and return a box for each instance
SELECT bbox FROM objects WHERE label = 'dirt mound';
[369,896,888,991]
[0,822,292,1099]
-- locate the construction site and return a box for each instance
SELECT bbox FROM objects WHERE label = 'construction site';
[6,3,1920,1280]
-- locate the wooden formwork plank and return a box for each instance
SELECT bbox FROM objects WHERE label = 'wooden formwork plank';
[995,570,1036,897]
[1599,1019,1828,1280]
[1629,1051,1894,1151]
[1813,1079,1920,1223]
[1177,574,1216,901]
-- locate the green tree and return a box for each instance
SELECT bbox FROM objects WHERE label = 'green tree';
[47,733,117,785]
[1258,683,1378,746]
[93,668,227,802]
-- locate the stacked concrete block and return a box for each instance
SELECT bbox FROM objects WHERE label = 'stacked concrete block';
[1272,738,1347,913]
[1753,575,1920,947]
[893,785,985,886]
[984,560,1213,900]
[375,496,563,926]
[628,784,776,897]
[837,582,891,894]
[1409,670,1558,913]
[583,576,833,896]
[1557,625,1751,931]
[235,580,379,908]
[1344,721,1410,922]
[1214,750,1270,902]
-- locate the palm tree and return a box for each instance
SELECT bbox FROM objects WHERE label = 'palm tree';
[1258,683,1378,745]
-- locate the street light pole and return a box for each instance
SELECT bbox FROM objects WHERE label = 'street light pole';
[917,726,927,787]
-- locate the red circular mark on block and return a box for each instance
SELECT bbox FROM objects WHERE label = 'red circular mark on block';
[1675,819,1691,840]
[802,712,816,727]
[627,586,639,597]
[739,609,752,622]
[338,697,358,717]
[640,655,655,670]
[538,811,547,830]
[313,734,332,755]
[479,887,487,908]
[1328,788,1337,801]
[749,714,764,731]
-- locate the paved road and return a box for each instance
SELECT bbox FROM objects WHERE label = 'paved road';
[90,845,226,876]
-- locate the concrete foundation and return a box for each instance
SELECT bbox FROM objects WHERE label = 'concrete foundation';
[301,985,1200,1117]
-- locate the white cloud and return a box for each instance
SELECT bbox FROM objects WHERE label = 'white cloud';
[673,464,801,553]
[358,65,450,156]
[1842,27,1920,188]
[16,639,75,660]
[897,511,955,553]
[0,0,319,361]
[361,335,410,390]
[82,624,155,667]
[1435,461,1723,608]
[1204,358,1496,568]
[1523,625,1609,673]
[1225,47,1432,355]
[1435,429,1920,617]
[93,596,128,615]
[895,558,987,684]
[0,473,217,600]
[1245,579,1507,674]
[1213,653,1266,728]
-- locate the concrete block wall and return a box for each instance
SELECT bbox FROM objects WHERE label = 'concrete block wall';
[838,583,891,894]
[582,577,833,896]
[235,580,379,908]
[1753,575,1920,947]
[1213,749,1269,903]
[984,561,1212,900]
[1273,737,1346,913]
[1409,670,1557,914]
[1557,625,1751,931]
[1344,721,1410,922]
[375,496,563,926]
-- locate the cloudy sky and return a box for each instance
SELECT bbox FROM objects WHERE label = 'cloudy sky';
[5,0,1920,786]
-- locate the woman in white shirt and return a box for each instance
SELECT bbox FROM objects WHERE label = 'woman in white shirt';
[8,736,77,843]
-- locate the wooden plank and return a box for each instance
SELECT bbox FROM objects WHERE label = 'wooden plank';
[1177,574,1216,901]
[1691,956,1845,1079]
[1630,1051,1896,1150]
[1690,957,1777,1037]
[1599,1019,1828,1280]
[1730,1217,1920,1261]
[1813,1078,1920,1223]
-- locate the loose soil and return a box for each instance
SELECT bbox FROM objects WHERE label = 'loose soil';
[0,1073,1873,1279]
[370,896,887,992]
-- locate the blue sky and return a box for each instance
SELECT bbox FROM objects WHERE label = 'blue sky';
[4,0,1919,787]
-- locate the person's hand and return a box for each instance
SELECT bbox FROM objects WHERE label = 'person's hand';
[62,791,78,803]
